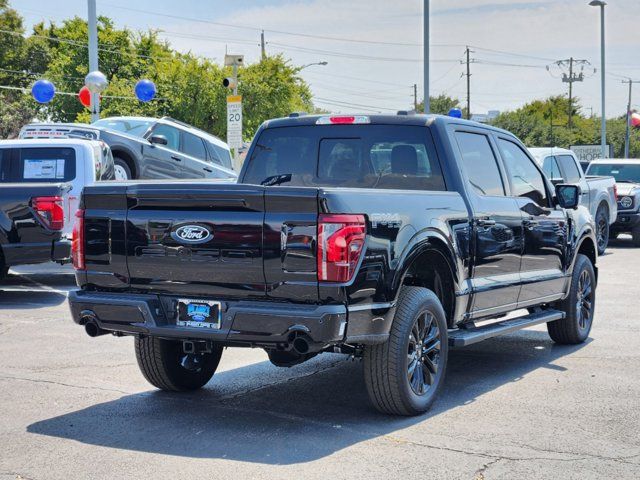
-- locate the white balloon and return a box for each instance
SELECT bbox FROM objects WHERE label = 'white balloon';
[85,71,108,93]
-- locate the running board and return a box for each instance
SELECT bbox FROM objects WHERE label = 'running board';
[448,310,565,347]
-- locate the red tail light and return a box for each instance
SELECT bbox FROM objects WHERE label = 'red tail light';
[317,214,366,282]
[31,196,64,231]
[72,209,85,270]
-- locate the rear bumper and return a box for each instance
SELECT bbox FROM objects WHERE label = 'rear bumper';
[1,239,70,266]
[612,212,640,232]
[68,290,348,348]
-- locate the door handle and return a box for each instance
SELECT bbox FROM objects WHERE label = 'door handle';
[476,218,496,227]
[171,156,182,162]
[203,167,213,173]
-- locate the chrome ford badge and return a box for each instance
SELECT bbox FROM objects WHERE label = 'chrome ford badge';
[171,225,212,244]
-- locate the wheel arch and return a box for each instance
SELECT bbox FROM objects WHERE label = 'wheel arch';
[110,146,138,179]
[394,232,462,328]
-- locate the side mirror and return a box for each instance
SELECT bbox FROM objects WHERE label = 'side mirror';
[555,184,581,210]
[550,177,564,186]
[149,134,168,146]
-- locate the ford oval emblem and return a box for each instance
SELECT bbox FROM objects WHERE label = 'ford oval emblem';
[171,225,212,244]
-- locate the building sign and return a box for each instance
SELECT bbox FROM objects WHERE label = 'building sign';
[570,144,614,162]
[226,95,243,150]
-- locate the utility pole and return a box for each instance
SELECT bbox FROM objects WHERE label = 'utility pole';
[413,84,418,112]
[554,57,590,128]
[465,46,472,120]
[423,0,430,114]
[623,79,640,158]
[260,30,266,60]
[87,0,100,122]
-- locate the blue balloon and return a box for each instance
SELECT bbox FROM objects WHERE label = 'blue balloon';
[448,108,463,118]
[135,79,156,102]
[31,79,55,103]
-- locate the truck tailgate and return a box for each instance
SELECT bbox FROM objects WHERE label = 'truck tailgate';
[81,182,321,301]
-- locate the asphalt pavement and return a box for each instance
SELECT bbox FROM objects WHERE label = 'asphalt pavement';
[0,239,639,480]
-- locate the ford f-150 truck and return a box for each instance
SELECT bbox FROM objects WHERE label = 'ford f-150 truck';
[587,158,640,245]
[529,147,617,254]
[1,183,70,280]
[68,114,598,416]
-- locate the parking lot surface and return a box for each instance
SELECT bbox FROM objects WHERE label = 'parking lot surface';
[1,239,639,480]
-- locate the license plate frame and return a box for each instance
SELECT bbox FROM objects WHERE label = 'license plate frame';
[176,298,222,330]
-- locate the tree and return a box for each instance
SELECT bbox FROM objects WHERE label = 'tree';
[416,94,467,116]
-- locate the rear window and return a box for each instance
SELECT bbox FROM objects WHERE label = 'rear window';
[243,125,446,191]
[0,147,76,183]
[587,163,640,183]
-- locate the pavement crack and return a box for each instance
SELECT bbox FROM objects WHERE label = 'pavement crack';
[474,457,503,479]
[0,471,37,480]
[0,375,131,395]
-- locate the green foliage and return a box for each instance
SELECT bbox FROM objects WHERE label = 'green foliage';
[491,96,640,157]
[417,94,466,116]
[0,4,314,142]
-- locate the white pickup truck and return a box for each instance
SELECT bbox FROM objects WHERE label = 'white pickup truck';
[529,147,617,254]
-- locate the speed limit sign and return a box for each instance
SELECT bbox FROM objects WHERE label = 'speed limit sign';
[226,95,243,149]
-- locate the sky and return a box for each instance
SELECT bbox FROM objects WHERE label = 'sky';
[15,0,640,117]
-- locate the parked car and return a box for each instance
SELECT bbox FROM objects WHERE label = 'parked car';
[20,116,237,182]
[587,158,640,245]
[529,147,617,254]
[0,139,114,239]
[68,114,598,416]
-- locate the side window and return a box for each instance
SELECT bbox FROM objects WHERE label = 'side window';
[556,154,582,183]
[208,142,233,170]
[150,124,180,150]
[455,131,505,196]
[0,148,8,181]
[181,132,207,161]
[542,156,563,181]
[498,139,549,206]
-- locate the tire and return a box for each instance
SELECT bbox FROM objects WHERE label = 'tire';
[547,254,596,344]
[135,337,223,391]
[595,206,609,255]
[113,157,132,180]
[632,227,640,247]
[364,287,448,416]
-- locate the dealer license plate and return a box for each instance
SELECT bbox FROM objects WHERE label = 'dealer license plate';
[176,299,221,329]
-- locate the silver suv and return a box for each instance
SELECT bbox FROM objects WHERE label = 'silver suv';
[21,116,237,182]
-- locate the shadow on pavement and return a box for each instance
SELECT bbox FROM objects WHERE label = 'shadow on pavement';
[0,273,73,309]
[27,330,588,464]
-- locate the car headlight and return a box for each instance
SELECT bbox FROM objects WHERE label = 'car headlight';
[620,196,633,209]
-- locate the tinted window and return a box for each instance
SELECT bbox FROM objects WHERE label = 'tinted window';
[542,156,562,180]
[151,124,180,150]
[499,139,548,206]
[455,132,505,196]
[243,125,446,191]
[556,154,582,183]
[207,142,233,169]
[0,149,7,181]
[1,147,77,183]
[587,163,640,183]
[181,132,207,160]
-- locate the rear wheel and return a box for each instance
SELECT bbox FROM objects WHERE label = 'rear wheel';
[547,254,595,344]
[135,337,223,391]
[364,287,448,416]
[113,157,132,180]
[595,206,609,255]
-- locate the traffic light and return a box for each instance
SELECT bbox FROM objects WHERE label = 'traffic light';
[222,77,237,89]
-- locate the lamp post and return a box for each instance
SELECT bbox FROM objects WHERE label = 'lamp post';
[424,0,430,114]
[299,61,328,70]
[589,0,607,158]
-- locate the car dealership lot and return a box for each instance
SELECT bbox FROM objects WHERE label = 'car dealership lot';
[1,241,639,480]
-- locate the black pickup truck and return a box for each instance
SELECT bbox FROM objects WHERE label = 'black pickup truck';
[69,114,598,415]
[1,184,71,280]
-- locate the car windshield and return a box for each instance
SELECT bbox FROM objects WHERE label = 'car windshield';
[93,118,153,137]
[587,163,640,183]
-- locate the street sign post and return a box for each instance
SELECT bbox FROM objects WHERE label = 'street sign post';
[226,95,243,150]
